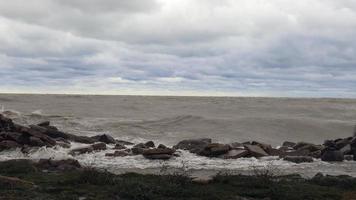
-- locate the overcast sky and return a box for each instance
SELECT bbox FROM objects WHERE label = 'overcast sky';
[0,0,356,97]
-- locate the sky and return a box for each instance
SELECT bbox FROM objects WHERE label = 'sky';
[0,0,356,97]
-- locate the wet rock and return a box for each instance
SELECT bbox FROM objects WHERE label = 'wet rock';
[344,155,353,161]
[0,114,15,132]
[244,144,268,158]
[173,138,212,154]
[145,141,155,148]
[282,141,296,148]
[114,143,126,150]
[340,144,351,155]
[105,150,130,157]
[293,142,314,150]
[308,150,322,158]
[321,150,344,162]
[37,121,50,127]
[223,149,249,159]
[267,148,284,156]
[68,135,96,144]
[29,124,69,140]
[157,144,168,149]
[142,147,175,160]
[281,149,310,158]
[115,140,134,146]
[91,134,116,144]
[335,138,350,149]
[91,142,107,151]
[251,141,272,153]
[283,156,313,163]
[69,146,94,155]
[229,142,244,149]
[18,126,56,146]
[0,140,21,150]
[131,147,145,155]
[28,136,45,147]
[198,143,230,157]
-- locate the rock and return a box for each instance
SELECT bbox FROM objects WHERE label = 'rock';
[18,126,56,146]
[158,144,168,149]
[115,140,134,146]
[251,141,272,153]
[0,114,15,132]
[335,138,350,149]
[308,150,322,158]
[340,144,351,155]
[223,149,249,159]
[282,141,296,148]
[91,142,107,151]
[321,150,344,162]
[105,150,130,157]
[143,154,172,160]
[244,144,268,158]
[91,134,116,144]
[198,143,230,157]
[131,147,145,155]
[281,149,310,158]
[229,142,244,149]
[143,148,175,155]
[344,155,353,161]
[68,135,96,144]
[283,156,313,163]
[293,142,314,150]
[28,136,45,147]
[173,138,212,154]
[69,146,94,155]
[0,140,21,150]
[268,148,284,156]
[145,141,155,148]
[114,143,126,150]
[29,124,69,140]
[37,121,50,127]
[142,147,175,160]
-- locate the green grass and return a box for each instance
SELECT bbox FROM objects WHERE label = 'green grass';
[0,161,355,200]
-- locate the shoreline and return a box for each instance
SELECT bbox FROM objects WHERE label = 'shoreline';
[1,159,356,200]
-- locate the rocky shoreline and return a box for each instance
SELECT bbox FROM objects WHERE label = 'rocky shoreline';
[1,113,356,165]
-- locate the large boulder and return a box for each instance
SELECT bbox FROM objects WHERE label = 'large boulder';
[91,142,107,151]
[244,144,268,158]
[251,141,273,154]
[321,150,344,162]
[91,134,116,144]
[173,138,212,154]
[145,141,155,148]
[283,156,313,163]
[198,143,230,157]
[222,149,249,159]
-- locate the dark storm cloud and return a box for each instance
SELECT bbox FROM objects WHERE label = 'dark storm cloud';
[0,0,355,96]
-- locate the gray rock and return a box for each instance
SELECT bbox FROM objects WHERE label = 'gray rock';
[114,143,126,150]
[105,150,130,157]
[37,121,50,127]
[91,142,107,151]
[282,141,296,148]
[0,140,21,150]
[69,146,94,155]
[91,134,116,144]
[198,143,230,157]
[28,136,45,147]
[173,138,212,154]
[223,149,249,159]
[115,140,134,146]
[145,141,155,148]
[284,156,313,163]
[244,144,268,158]
[321,150,344,162]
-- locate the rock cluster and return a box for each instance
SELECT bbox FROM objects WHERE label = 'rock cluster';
[1,114,356,163]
